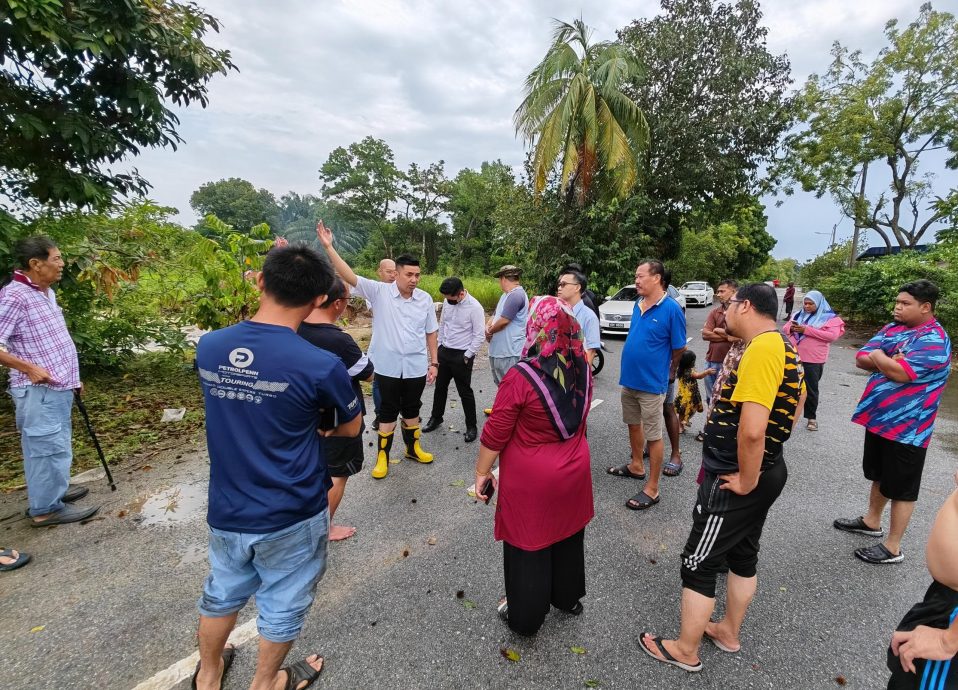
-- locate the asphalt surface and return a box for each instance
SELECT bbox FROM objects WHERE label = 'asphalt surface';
[2,290,956,689]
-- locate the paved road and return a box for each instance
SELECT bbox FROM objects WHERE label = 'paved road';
[2,292,956,689]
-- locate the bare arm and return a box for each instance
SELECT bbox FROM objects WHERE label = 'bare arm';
[327,412,363,438]
[892,486,958,672]
[315,221,359,287]
[869,349,912,383]
[426,330,438,384]
[721,401,769,495]
[856,352,880,371]
[487,317,511,335]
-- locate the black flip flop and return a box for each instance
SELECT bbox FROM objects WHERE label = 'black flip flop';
[607,464,646,480]
[191,645,235,690]
[0,548,31,572]
[638,632,703,672]
[626,491,660,510]
[280,656,324,690]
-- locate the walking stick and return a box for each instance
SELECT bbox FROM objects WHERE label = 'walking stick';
[74,390,117,491]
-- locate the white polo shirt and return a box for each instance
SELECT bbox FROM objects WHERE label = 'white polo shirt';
[353,276,439,378]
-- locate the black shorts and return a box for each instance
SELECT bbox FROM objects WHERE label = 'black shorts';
[680,461,788,598]
[887,580,958,689]
[863,430,927,502]
[324,432,364,477]
[376,374,427,424]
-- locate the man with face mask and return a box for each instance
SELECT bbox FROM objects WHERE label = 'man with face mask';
[422,277,485,443]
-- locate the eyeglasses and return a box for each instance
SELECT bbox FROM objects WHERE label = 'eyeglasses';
[728,298,747,305]
[557,281,576,288]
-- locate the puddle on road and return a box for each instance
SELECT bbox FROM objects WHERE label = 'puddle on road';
[133,482,207,526]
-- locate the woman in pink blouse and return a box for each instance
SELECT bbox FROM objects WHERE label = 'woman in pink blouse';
[783,289,845,430]
[475,295,595,636]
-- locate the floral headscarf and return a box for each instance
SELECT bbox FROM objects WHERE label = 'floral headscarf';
[514,295,592,439]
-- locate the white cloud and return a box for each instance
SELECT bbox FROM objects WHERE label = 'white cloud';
[130,0,935,260]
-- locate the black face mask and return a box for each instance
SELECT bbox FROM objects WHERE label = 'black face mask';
[446,298,459,306]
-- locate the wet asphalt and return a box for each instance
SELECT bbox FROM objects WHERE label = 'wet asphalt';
[1,291,956,690]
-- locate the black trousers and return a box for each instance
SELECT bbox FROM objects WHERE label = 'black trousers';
[803,362,824,420]
[783,300,794,319]
[503,529,586,636]
[429,345,477,427]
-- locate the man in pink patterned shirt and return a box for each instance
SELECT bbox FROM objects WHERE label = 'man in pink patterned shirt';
[0,236,99,526]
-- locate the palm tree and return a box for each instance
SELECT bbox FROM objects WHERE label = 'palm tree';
[515,18,649,205]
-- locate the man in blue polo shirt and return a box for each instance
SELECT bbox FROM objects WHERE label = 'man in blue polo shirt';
[192,245,361,690]
[607,260,686,511]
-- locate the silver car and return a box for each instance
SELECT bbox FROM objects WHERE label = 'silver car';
[599,284,687,334]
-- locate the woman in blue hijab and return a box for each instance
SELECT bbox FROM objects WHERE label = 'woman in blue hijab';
[784,290,845,430]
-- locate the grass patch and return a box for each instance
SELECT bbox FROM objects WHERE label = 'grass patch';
[0,351,204,491]
[415,274,503,310]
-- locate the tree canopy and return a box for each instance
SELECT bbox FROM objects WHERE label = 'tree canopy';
[515,18,649,204]
[617,0,791,256]
[189,178,280,234]
[0,0,235,211]
[774,3,958,256]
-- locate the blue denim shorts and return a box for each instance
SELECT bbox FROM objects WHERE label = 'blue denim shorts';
[198,509,329,642]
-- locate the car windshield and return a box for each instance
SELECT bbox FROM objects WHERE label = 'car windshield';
[610,287,638,301]
[683,282,707,290]
[667,285,680,298]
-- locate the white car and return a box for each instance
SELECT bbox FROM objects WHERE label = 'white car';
[679,281,714,307]
[599,285,686,334]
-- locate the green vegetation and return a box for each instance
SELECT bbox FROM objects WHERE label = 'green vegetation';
[773,3,958,258]
[0,0,234,209]
[0,352,203,490]
[800,239,958,339]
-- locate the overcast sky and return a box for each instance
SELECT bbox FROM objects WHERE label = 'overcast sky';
[131,0,951,262]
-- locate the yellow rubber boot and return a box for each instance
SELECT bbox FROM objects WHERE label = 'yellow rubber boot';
[402,424,433,464]
[372,431,393,479]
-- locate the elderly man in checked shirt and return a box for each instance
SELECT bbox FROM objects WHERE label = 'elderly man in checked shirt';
[422,277,486,443]
[0,236,100,526]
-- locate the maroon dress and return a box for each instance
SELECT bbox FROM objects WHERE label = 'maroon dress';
[480,367,594,551]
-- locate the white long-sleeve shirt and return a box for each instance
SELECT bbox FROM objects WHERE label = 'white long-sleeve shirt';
[438,292,485,359]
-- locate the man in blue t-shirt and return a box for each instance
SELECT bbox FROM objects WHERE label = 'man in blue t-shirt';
[192,245,361,690]
[608,260,686,512]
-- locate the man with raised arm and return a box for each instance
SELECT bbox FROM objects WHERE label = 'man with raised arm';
[317,222,438,479]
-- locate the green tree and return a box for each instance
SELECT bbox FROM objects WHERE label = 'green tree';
[7,201,194,367]
[447,161,517,273]
[515,18,649,204]
[319,136,402,222]
[774,3,958,260]
[190,178,280,234]
[618,0,792,256]
[0,0,234,210]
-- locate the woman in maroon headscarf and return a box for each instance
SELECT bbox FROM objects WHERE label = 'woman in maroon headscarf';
[475,295,595,636]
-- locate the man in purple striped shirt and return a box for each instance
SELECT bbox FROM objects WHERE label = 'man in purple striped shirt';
[0,236,99,526]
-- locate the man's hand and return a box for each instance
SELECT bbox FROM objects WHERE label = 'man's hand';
[427,365,437,385]
[316,221,333,248]
[25,364,54,385]
[718,472,757,496]
[891,626,958,674]
[273,236,289,248]
[485,327,493,342]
